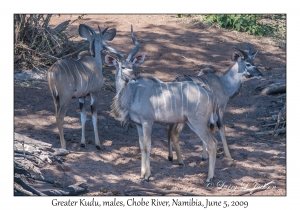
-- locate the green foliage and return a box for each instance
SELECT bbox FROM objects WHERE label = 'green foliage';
[204,14,275,36]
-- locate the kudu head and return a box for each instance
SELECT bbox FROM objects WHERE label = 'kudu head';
[104,25,145,84]
[79,24,116,58]
[232,43,262,79]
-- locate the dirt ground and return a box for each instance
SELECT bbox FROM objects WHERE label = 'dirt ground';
[14,15,286,196]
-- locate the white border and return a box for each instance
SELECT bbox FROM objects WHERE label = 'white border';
[5,1,294,209]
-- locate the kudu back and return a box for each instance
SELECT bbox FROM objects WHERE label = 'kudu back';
[47,24,116,150]
[167,44,262,164]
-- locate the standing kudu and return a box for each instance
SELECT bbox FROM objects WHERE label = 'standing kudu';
[167,44,262,164]
[47,24,116,150]
[110,66,219,183]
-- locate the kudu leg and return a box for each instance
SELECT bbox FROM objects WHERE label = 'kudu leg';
[187,119,217,183]
[206,132,217,183]
[90,93,101,150]
[169,123,185,165]
[167,125,173,161]
[56,102,70,150]
[202,143,208,161]
[136,122,152,182]
[79,97,87,147]
[217,111,232,159]
[168,123,207,163]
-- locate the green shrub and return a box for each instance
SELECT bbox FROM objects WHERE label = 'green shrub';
[204,14,274,36]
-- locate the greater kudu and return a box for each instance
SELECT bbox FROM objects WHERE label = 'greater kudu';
[47,24,116,150]
[110,67,219,183]
[167,44,262,164]
[103,25,146,94]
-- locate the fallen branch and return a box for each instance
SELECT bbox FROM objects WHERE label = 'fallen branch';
[123,187,201,196]
[50,148,70,156]
[14,133,89,196]
[255,128,286,136]
[15,159,43,178]
[15,175,46,196]
[14,132,52,149]
[261,82,286,95]
[42,182,88,196]
[230,181,275,196]
[31,174,55,184]
[14,182,34,196]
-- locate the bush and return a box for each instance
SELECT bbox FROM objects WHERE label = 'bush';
[204,14,274,36]
[14,14,85,71]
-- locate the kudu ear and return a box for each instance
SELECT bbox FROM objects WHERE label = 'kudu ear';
[105,54,118,66]
[79,24,93,41]
[231,52,242,62]
[103,28,117,41]
[132,54,145,67]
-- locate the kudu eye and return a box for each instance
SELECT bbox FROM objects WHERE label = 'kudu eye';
[245,63,251,67]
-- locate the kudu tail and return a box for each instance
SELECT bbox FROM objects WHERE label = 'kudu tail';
[47,68,60,110]
[209,99,218,133]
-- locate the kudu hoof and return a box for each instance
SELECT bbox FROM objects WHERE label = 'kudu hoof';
[206,178,213,184]
[80,143,86,148]
[168,156,173,161]
[140,176,151,183]
[96,145,101,150]
[202,157,208,161]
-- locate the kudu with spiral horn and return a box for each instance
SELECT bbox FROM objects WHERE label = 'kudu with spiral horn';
[47,24,116,150]
[106,25,219,183]
[104,25,145,94]
[167,43,262,165]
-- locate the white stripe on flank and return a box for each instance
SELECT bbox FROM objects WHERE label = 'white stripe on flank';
[186,82,190,110]
[180,82,183,116]
[86,62,94,90]
[62,59,75,82]
[166,83,172,113]
[55,64,62,81]
[57,63,71,85]
[194,81,201,111]
[155,87,160,120]
[160,83,167,112]
[172,84,176,113]
[71,60,83,89]
[203,88,210,105]
[78,61,89,92]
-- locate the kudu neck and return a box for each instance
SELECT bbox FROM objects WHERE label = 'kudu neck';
[115,65,126,94]
[220,62,245,98]
[93,42,103,73]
